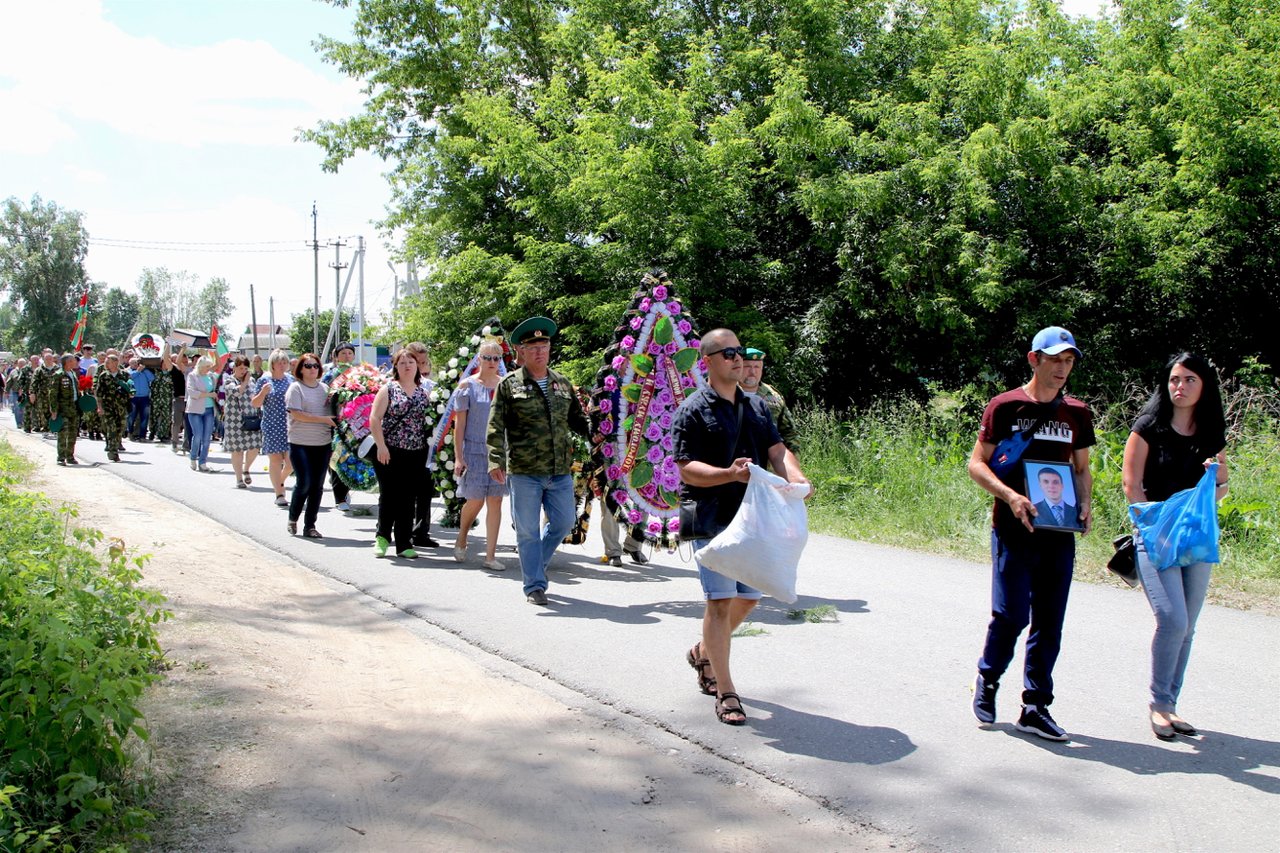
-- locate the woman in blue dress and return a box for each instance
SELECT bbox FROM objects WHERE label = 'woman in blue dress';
[252,349,294,506]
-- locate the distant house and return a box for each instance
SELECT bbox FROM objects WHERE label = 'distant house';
[238,325,289,356]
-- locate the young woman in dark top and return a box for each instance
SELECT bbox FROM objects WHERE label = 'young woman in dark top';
[1122,353,1229,741]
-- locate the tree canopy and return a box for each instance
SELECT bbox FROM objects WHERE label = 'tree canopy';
[0,195,89,353]
[309,0,1279,402]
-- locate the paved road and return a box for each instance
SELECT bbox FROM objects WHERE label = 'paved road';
[13,424,1279,851]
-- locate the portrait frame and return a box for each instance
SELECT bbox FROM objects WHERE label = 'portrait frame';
[1023,459,1085,533]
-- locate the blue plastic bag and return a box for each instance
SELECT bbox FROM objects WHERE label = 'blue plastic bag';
[1128,463,1221,571]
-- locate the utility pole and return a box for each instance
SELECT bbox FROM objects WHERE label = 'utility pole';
[387,260,398,316]
[328,237,349,358]
[268,297,276,352]
[249,283,260,357]
[311,202,320,355]
[357,236,365,363]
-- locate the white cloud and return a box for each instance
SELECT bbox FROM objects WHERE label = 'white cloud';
[0,89,76,155]
[0,0,363,149]
[64,164,109,184]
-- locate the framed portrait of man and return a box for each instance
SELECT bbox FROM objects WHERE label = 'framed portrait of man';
[1023,460,1085,533]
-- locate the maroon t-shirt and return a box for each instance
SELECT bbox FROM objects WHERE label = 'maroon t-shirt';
[978,388,1096,538]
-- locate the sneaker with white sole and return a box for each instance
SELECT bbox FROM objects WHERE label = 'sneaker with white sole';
[190,459,197,470]
[1015,705,1069,741]
[335,501,351,512]
[972,675,998,725]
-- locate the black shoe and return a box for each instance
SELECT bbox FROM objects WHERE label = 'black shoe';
[108,453,120,462]
[624,548,649,565]
[57,459,66,466]
[526,589,548,606]
[972,675,997,725]
[607,555,623,568]
[287,521,297,535]
[1015,705,1069,741]
[414,536,440,548]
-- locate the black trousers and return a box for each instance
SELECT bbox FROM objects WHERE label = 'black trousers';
[288,442,333,530]
[373,446,428,553]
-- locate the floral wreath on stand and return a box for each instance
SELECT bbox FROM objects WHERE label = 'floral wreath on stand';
[427,318,517,527]
[328,363,388,492]
[589,269,706,552]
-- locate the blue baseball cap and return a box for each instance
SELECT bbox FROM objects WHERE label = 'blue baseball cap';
[1031,326,1082,358]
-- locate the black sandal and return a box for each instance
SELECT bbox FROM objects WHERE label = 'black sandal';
[287,521,297,535]
[715,692,746,726]
[686,643,717,696]
[303,528,323,539]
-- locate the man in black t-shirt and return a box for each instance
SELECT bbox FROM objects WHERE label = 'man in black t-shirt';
[673,328,809,727]
[966,326,1095,742]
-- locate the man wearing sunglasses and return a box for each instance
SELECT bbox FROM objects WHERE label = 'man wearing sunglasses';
[673,329,810,726]
[739,347,798,451]
[486,316,591,605]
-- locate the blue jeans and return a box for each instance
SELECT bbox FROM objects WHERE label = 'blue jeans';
[128,396,151,439]
[1136,538,1212,713]
[188,409,215,465]
[508,474,576,596]
[11,394,22,428]
[977,528,1075,707]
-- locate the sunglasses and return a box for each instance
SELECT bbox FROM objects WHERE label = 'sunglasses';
[705,346,746,360]
[479,355,502,363]
[301,362,321,369]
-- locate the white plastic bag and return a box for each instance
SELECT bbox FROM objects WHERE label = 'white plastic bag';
[697,463,811,603]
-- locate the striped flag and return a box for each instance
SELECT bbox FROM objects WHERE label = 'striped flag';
[209,323,231,369]
[69,290,89,349]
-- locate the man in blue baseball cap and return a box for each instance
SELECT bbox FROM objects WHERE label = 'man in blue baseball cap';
[966,324,1095,742]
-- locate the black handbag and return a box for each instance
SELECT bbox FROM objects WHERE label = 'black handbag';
[1108,534,1139,588]
[678,400,744,542]
[241,411,262,431]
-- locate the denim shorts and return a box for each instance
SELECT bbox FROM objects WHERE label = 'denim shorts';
[692,538,762,601]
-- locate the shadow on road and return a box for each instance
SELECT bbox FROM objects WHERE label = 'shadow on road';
[746,698,917,765]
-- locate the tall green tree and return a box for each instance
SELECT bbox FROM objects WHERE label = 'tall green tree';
[308,0,1280,401]
[289,308,352,357]
[0,195,89,352]
[96,286,141,349]
[190,276,235,331]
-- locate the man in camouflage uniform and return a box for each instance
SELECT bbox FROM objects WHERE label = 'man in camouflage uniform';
[740,347,799,451]
[51,353,82,465]
[486,316,591,606]
[28,350,60,435]
[95,353,133,462]
[10,357,31,430]
[148,363,173,443]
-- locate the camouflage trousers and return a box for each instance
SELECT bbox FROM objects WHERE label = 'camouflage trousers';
[57,413,80,461]
[101,410,127,453]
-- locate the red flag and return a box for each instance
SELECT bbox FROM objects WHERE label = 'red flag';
[69,290,89,348]
[209,323,231,370]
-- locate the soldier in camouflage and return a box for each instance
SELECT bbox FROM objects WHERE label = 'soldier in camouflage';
[51,353,82,465]
[486,316,591,605]
[10,358,32,430]
[149,362,173,443]
[95,353,133,462]
[28,351,60,435]
[740,347,799,451]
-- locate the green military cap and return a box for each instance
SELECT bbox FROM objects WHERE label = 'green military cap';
[512,316,557,344]
[743,347,766,361]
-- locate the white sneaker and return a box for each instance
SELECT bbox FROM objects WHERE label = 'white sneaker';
[454,543,467,563]
[482,559,505,571]
[190,459,197,470]
[335,501,351,512]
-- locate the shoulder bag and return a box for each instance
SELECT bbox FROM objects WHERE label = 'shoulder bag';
[989,393,1064,480]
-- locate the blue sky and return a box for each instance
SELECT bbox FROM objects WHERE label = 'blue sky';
[1,0,1110,343]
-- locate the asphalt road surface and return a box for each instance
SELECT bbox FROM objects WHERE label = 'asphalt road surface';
[15,424,1279,851]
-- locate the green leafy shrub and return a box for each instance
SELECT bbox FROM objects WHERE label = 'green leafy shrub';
[0,441,168,849]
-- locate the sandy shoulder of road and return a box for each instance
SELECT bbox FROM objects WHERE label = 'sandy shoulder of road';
[6,429,896,852]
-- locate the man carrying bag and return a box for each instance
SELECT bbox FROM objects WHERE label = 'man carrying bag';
[672,328,810,727]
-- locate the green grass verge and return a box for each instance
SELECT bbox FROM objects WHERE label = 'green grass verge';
[0,438,170,851]
[797,396,1280,608]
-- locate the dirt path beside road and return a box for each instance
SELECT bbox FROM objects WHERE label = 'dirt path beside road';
[8,430,896,851]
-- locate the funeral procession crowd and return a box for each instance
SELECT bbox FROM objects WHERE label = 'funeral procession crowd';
[1,308,1228,740]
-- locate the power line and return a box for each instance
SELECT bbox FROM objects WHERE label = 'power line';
[86,240,310,254]
[91,236,305,246]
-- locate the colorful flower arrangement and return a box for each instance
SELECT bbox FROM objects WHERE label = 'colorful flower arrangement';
[328,363,389,492]
[427,317,517,527]
[590,270,705,550]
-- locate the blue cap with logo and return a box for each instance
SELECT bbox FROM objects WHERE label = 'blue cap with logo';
[1031,326,1082,358]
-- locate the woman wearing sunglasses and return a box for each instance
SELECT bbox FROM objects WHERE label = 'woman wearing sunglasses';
[284,353,336,538]
[451,340,508,570]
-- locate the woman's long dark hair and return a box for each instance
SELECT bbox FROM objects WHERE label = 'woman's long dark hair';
[1138,352,1226,448]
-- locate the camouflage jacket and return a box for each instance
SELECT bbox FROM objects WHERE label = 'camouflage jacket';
[9,365,32,396]
[52,370,79,418]
[30,365,60,402]
[756,382,799,450]
[487,366,590,476]
[95,368,133,414]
